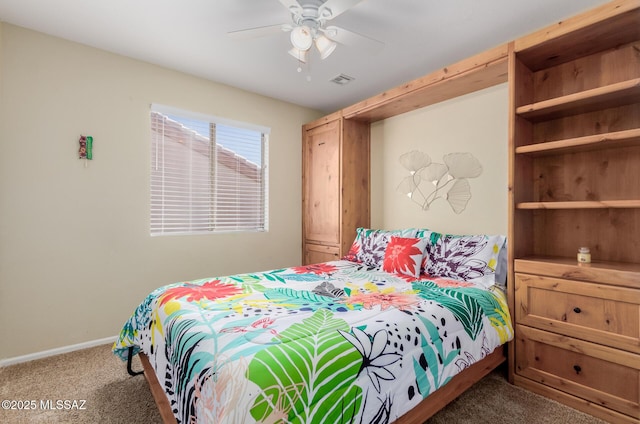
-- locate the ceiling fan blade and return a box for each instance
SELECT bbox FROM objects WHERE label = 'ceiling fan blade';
[318,0,367,20]
[323,25,384,53]
[278,0,302,15]
[227,24,290,40]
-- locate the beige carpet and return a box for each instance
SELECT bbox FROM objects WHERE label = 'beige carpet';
[0,343,607,424]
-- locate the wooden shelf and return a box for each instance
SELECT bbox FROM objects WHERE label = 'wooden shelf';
[515,1,640,71]
[515,128,640,156]
[516,78,640,121]
[514,256,640,289]
[517,200,640,210]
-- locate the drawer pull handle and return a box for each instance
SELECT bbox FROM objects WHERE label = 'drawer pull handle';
[573,365,582,374]
[573,307,581,313]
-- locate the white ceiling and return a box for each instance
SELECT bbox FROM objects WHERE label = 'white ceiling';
[0,0,610,113]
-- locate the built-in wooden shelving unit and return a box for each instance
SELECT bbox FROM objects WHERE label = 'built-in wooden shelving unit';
[509,1,640,423]
[305,2,640,423]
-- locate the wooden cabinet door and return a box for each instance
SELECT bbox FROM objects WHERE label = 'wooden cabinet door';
[303,120,340,245]
[303,243,340,265]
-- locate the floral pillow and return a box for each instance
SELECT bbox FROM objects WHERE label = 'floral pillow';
[414,228,434,274]
[425,232,506,287]
[343,227,418,268]
[382,236,428,279]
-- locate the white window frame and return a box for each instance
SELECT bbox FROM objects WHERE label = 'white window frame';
[150,104,269,236]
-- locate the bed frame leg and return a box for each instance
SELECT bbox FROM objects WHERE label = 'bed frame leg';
[127,346,144,376]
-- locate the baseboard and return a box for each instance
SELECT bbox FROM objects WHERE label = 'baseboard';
[0,335,117,367]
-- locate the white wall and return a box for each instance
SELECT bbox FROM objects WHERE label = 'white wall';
[0,23,322,359]
[370,83,508,236]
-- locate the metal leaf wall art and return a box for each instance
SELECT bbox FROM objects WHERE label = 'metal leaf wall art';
[397,151,482,214]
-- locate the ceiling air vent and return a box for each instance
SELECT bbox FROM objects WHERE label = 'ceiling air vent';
[330,74,355,85]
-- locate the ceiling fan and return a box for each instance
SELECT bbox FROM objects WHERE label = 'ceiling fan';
[228,0,384,63]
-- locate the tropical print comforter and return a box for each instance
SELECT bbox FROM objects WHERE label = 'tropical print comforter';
[113,260,513,424]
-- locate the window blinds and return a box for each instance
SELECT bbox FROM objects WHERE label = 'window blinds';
[150,105,269,236]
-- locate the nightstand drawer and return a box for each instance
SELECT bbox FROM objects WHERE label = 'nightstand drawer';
[516,325,640,419]
[515,273,640,354]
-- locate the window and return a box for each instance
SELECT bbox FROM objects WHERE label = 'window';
[150,104,269,236]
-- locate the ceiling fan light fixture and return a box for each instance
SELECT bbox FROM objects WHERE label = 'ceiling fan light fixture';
[290,25,313,51]
[315,35,337,60]
[288,47,308,63]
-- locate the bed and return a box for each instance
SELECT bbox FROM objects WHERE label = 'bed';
[113,228,513,424]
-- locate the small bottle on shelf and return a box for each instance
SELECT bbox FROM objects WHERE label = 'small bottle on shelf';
[577,247,591,264]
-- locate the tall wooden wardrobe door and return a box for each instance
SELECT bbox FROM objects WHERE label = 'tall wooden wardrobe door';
[303,120,340,245]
